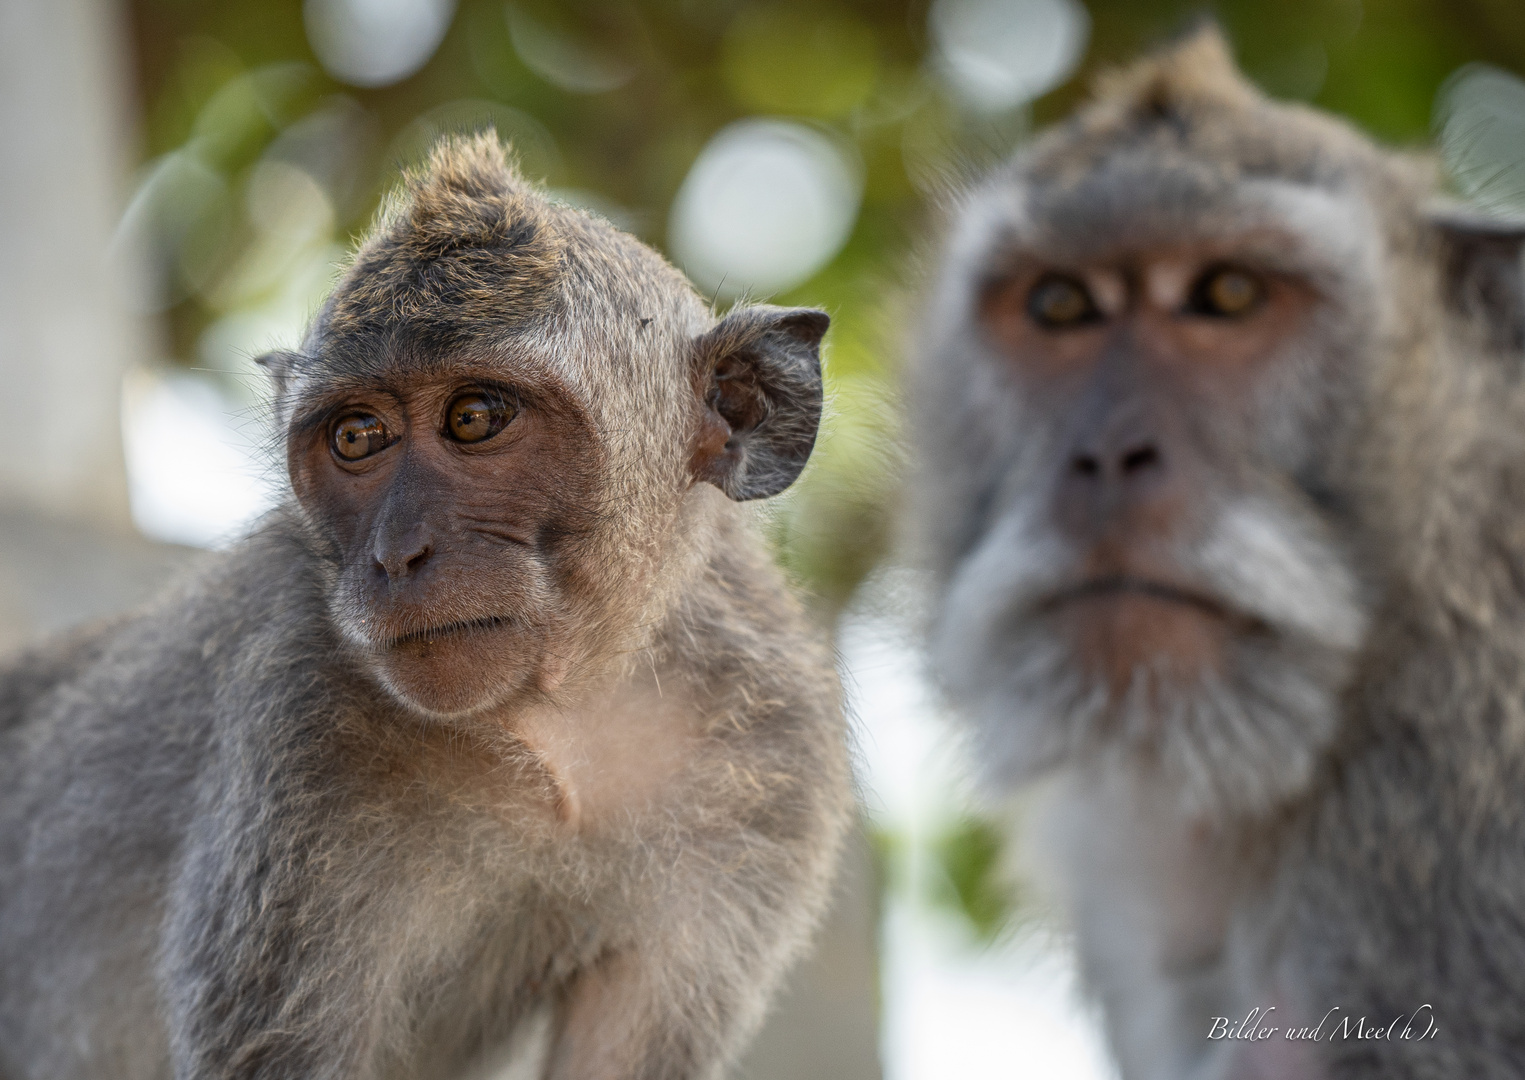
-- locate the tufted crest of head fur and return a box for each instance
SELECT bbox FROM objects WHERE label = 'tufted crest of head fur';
[313,133,567,351]
[1089,23,1262,123]
[268,129,714,457]
[1023,24,1399,200]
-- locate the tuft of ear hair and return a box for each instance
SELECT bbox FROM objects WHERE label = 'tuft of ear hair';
[1428,200,1525,353]
[253,349,304,423]
[692,306,829,501]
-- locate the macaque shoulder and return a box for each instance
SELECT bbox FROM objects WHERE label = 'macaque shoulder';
[513,514,840,834]
[0,621,123,736]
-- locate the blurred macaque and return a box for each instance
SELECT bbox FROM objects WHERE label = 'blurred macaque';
[913,28,1525,1080]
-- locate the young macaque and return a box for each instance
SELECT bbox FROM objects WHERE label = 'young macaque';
[0,133,852,1080]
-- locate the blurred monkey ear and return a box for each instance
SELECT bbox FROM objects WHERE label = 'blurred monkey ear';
[1428,201,1525,352]
[254,350,303,424]
[690,305,828,501]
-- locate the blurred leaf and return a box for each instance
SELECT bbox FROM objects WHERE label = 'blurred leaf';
[1437,63,1525,210]
[190,63,319,171]
[722,9,880,118]
[929,815,1020,942]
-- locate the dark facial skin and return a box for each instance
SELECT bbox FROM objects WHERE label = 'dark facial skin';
[288,357,601,717]
[979,242,1318,690]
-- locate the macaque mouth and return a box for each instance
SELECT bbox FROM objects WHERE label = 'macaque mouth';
[1040,576,1231,620]
[387,615,515,648]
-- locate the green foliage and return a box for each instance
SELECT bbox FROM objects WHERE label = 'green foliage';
[869,813,1023,944]
[929,815,1021,942]
[722,9,881,118]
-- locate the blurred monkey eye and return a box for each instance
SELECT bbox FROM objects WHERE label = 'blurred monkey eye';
[1027,275,1099,328]
[445,392,515,444]
[331,414,391,461]
[1191,267,1263,317]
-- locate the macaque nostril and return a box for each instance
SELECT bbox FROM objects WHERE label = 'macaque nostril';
[376,542,433,581]
[1072,454,1101,477]
[1120,445,1160,475]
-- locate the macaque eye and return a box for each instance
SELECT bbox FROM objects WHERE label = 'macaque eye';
[1191,267,1263,317]
[1027,275,1100,328]
[332,414,392,461]
[445,391,515,444]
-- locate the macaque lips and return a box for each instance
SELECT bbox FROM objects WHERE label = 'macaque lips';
[375,615,538,716]
[1056,580,1231,695]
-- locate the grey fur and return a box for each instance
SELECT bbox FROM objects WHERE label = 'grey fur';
[910,28,1525,1080]
[0,134,852,1080]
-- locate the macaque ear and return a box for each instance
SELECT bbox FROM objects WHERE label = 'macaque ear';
[254,349,304,424]
[1428,201,1525,352]
[690,305,828,501]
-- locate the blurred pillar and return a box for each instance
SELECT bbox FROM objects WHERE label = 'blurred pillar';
[0,0,150,528]
[736,826,883,1080]
[0,0,181,653]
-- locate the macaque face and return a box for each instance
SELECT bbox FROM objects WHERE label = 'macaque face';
[288,352,602,718]
[926,182,1378,812]
[978,246,1322,691]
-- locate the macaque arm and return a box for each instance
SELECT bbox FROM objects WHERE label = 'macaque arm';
[158,779,381,1080]
[545,948,736,1080]
[542,848,821,1080]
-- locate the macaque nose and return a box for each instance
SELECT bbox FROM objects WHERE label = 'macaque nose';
[1058,424,1172,532]
[374,529,434,582]
[1069,440,1163,483]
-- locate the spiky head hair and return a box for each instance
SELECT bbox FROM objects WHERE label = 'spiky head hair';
[304,132,702,367]
[1034,26,1401,190]
[899,21,1461,339]
[323,135,564,339]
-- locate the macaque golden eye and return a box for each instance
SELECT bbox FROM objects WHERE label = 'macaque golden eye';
[332,414,391,461]
[1191,267,1263,317]
[1027,275,1099,328]
[445,392,515,444]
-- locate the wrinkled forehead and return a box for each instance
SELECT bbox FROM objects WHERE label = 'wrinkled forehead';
[299,196,712,403]
[291,286,708,437]
[300,324,559,391]
[949,154,1384,290]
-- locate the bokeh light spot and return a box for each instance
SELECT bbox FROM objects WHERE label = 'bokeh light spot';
[506,5,634,94]
[669,119,863,299]
[929,0,1090,112]
[304,0,457,88]
[121,367,281,548]
[111,151,232,313]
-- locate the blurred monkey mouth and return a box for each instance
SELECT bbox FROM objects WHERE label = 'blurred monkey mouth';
[1039,576,1249,688]
[1040,576,1232,621]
